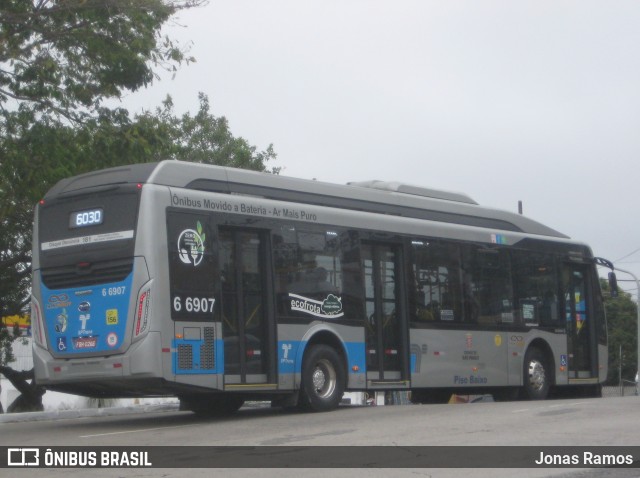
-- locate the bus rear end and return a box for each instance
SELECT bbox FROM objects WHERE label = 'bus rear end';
[31,164,161,397]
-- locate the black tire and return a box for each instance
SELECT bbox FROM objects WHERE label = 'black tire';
[298,345,345,412]
[522,347,551,400]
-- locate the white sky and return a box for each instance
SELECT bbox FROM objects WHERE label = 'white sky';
[124,0,640,294]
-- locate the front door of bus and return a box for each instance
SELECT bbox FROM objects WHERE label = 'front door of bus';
[219,229,272,385]
[363,243,406,384]
[562,264,594,379]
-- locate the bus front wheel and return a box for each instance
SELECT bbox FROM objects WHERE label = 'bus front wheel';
[522,347,551,400]
[299,345,345,412]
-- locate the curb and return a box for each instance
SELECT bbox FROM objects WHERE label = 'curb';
[0,402,180,424]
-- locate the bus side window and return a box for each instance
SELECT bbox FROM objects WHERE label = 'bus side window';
[512,251,559,327]
[274,225,354,319]
[410,240,462,324]
[460,245,514,326]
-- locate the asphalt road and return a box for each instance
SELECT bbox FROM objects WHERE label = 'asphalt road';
[1,396,639,478]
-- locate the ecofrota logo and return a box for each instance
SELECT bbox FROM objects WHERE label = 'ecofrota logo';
[177,221,205,266]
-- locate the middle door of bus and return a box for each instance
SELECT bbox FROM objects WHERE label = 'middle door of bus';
[219,228,274,385]
[362,242,408,385]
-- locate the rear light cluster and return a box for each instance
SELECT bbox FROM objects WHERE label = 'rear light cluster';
[30,296,47,350]
[133,282,152,340]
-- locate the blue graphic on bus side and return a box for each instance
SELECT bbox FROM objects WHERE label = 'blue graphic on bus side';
[172,338,224,375]
[278,340,366,375]
[41,273,133,355]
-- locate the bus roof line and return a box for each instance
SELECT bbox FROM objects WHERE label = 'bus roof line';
[43,160,569,239]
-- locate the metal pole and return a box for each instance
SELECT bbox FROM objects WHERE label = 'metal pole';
[611,266,640,396]
[619,344,623,396]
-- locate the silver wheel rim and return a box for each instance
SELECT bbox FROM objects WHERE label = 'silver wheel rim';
[312,358,336,399]
[528,359,546,392]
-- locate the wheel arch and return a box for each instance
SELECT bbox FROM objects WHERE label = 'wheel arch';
[525,338,556,385]
[295,327,348,388]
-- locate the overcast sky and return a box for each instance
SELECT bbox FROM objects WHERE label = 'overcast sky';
[125,0,640,294]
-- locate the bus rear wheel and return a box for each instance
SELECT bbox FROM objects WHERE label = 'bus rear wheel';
[522,347,551,400]
[298,345,345,412]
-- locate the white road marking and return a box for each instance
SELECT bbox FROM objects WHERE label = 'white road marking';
[80,423,195,438]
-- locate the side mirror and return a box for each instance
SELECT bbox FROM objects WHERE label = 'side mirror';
[608,272,619,298]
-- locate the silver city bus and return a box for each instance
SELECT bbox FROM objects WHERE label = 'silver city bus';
[31,161,608,413]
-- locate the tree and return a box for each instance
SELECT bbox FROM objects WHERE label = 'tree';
[0,1,279,412]
[0,102,278,412]
[136,94,279,171]
[1,0,211,313]
[601,279,638,384]
[1,0,206,120]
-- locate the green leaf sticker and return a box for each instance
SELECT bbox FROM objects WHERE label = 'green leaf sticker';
[197,220,203,235]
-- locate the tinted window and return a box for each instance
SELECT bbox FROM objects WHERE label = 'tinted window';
[512,251,559,326]
[461,245,514,325]
[410,240,462,324]
[273,225,361,321]
[38,186,140,269]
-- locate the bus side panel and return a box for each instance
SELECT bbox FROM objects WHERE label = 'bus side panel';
[134,185,178,389]
[171,320,223,391]
[409,328,510,388]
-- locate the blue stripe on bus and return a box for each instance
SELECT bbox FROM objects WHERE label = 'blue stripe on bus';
[172,338,367,376]
[278,340,366,375]
[172,338,224,375]
[344,341,366,374]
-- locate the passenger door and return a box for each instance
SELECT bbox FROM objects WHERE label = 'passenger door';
[362,242,408,385]
[219,229,274,385]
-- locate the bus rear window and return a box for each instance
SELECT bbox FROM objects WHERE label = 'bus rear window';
[38,185,140,270]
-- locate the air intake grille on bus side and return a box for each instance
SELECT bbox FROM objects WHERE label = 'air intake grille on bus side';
[40,258,134,289]
[200,327,216,370]
[177,344,193,371]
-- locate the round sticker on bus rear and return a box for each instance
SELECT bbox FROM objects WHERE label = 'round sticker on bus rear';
[177,221,205,267]
[106,332,118,348]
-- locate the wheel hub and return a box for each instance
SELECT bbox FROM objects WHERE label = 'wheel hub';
[311,358,337,398]
[528,360,546,391]
[312,368,326,391]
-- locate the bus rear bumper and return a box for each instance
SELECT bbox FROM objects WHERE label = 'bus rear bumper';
[33,332,164,395]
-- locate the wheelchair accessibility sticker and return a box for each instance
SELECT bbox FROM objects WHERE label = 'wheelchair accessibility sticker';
[57,337,67,352]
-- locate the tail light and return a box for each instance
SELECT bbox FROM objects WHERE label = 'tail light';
[133,281,152,341]
[31,296,47,350]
